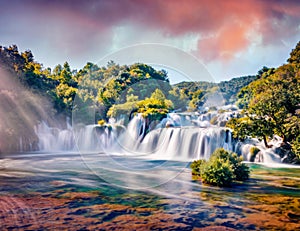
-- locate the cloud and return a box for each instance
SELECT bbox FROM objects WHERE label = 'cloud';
[197,20,251,61]
[1,0,299,68]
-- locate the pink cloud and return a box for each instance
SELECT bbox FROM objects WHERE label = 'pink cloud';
[2,0,300,64]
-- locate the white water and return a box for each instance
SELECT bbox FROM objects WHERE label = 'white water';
[35,122,115,153]
[34,114,232,161]
[115,113,233,160]
[34,112,283,163]
[234,136,283,163]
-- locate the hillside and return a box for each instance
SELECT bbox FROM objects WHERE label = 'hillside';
[173,75,257,106]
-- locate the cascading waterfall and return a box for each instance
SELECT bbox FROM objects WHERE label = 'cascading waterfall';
[234,138,282,163]
[107,114,233,161]
[35,122,115,152]
[74,124,115,152]
[35,122,75,151]
[34,111,283,163]
[129,126,233,161]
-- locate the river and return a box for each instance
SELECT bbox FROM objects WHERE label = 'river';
[1,151,299,230]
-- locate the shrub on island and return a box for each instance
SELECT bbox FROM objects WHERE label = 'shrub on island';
[191,148,250,187]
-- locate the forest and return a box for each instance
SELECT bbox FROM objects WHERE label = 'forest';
[0,44,255,120]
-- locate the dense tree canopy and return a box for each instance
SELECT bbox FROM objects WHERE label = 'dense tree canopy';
[227,41,300,159]
[0,44,261,124]
[287,41,300,64]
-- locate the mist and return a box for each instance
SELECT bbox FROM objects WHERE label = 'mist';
[0,67,56,153]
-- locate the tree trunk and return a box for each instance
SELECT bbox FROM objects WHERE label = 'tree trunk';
[282,135,287,143]
[263,135,271,148]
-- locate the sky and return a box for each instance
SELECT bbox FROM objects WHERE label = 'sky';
[0,0,300,83]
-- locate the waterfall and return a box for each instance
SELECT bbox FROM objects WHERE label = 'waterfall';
[74,124,115,152]
[35,122,75,151]
[33,112,283,164]
[35,122,117,153]
[110,114,233,161]
[34,114,233,161]
[234,139,282,164]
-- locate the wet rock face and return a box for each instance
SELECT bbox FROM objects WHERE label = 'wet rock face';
[274,143,300,164]
[274,143,292,158]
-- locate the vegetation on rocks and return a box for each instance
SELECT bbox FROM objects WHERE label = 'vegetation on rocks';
[191,148,250,187]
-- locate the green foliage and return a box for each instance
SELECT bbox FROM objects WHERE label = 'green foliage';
[249,146,260,162]
[97,63,171,120]
[292,135,300,160]
[106,94,139,122]
[168,87,189,111]
[97,119,106,125]
[190,159,206,176]
[229,42,300,148]
[174,81,214,111]
[218,75,256,104]
[236,86,252,109]
[211,148,250,182]
[188,89,205,111]
[226,117,274,147]
[174,81,217,93]
[174,76,256,107]
[107,101,138,120]
[55,83,77,111]
[0,45,62,112]
[137,89,173,121]
[106,88,174,125]
[234,162,251,181]
[287,41,300,64]
[0,44,266,135]
[191,148,250,187]
[1,44,259,123]
[200,157,234,187]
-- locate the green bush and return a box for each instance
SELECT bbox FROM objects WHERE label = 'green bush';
[200,157,234,187]
[190,159,206,176]
[190,148,250,187]
[234,163,250,181]
[249,146,260,162]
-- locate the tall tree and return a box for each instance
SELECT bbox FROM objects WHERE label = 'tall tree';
[228,41,300,149]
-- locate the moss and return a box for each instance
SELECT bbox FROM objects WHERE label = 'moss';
[249,146,260,162]
[97,119,106,126]
[210,116,218,125]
